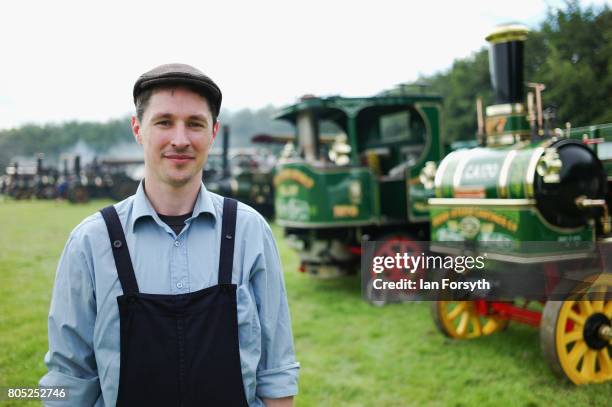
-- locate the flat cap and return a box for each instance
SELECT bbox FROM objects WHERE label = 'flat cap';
[133,63,222,116]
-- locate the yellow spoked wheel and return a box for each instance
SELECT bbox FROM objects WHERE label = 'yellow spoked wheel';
[431,301,509,339]
[540,296,612,384]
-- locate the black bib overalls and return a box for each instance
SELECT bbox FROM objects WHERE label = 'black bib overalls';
[100,198,248,407]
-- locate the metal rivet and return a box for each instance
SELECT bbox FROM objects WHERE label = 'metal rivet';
[225,234,233,240]
[113,240,122,248]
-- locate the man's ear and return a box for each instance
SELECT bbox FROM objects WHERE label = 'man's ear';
[132,116,143,145]
[211,121,221,143]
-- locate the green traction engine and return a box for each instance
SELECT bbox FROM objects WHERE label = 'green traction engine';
[274,93,445,277]
[427,25,612,385]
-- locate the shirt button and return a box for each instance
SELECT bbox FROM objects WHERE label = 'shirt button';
[177,282,184,289]
[174,241,180,247]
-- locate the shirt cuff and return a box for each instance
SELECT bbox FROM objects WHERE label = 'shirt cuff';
[256,362,300,399]
[40,369,100,407]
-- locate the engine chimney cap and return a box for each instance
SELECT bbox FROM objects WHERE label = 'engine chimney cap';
[486,24,529,44]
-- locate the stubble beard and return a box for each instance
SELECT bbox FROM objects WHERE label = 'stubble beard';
[146,157,202,190]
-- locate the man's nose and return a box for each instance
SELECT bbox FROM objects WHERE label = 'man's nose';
[171,122,190,149]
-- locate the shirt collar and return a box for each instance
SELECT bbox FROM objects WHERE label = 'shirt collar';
[131,180,217,233]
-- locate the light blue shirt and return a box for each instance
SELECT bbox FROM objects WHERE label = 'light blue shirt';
[40,182,299,406]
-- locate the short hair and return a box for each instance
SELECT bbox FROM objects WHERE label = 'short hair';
[135,85,218,124]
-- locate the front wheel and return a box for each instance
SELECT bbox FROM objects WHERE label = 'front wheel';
[431,300,509,339]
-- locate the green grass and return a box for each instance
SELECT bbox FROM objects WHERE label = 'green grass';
[0,199,610,406]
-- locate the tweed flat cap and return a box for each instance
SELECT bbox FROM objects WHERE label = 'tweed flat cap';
[133,63,222,116]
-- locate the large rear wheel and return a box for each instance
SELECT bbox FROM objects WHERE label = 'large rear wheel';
[540,291,612,384]
[366,233,422,305]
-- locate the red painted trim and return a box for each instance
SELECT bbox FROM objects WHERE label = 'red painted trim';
[474,300,542,327]
[349,246,362,255]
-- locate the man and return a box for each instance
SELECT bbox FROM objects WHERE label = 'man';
[40,64,299,406]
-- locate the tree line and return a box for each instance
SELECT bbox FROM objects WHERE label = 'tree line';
[0,107,292,170]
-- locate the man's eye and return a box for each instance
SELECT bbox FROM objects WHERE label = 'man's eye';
[189,122,205,128]
[156,120,171,126]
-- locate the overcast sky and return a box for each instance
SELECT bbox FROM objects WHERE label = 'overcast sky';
[0,0,608,129]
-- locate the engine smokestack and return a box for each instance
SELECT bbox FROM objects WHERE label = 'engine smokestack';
[37,154,44,175]
[74,155,81,176]
[485,24,529,105]
[482,24,532,146]
[222,125,230,177]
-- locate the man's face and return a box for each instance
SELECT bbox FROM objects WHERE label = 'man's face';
[132,87,219,189]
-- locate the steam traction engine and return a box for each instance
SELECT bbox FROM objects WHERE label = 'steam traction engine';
[273,93,445,277]
[427,25,611,384]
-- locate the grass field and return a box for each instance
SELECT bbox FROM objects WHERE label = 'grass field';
[0,199,610,406]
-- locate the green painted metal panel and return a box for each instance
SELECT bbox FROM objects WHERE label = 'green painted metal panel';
[274,162,377,226]
[505,149,533,198]
[500,114,530,133]
[380,179,406,220]
[430,203,593,243]
[407,104,444,220]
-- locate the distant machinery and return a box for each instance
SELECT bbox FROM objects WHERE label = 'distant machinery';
[2,154,143,203]
[204,126,281,218]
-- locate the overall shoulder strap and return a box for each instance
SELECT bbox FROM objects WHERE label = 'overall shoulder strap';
[218,198,238,285]
[100,206,140,295]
